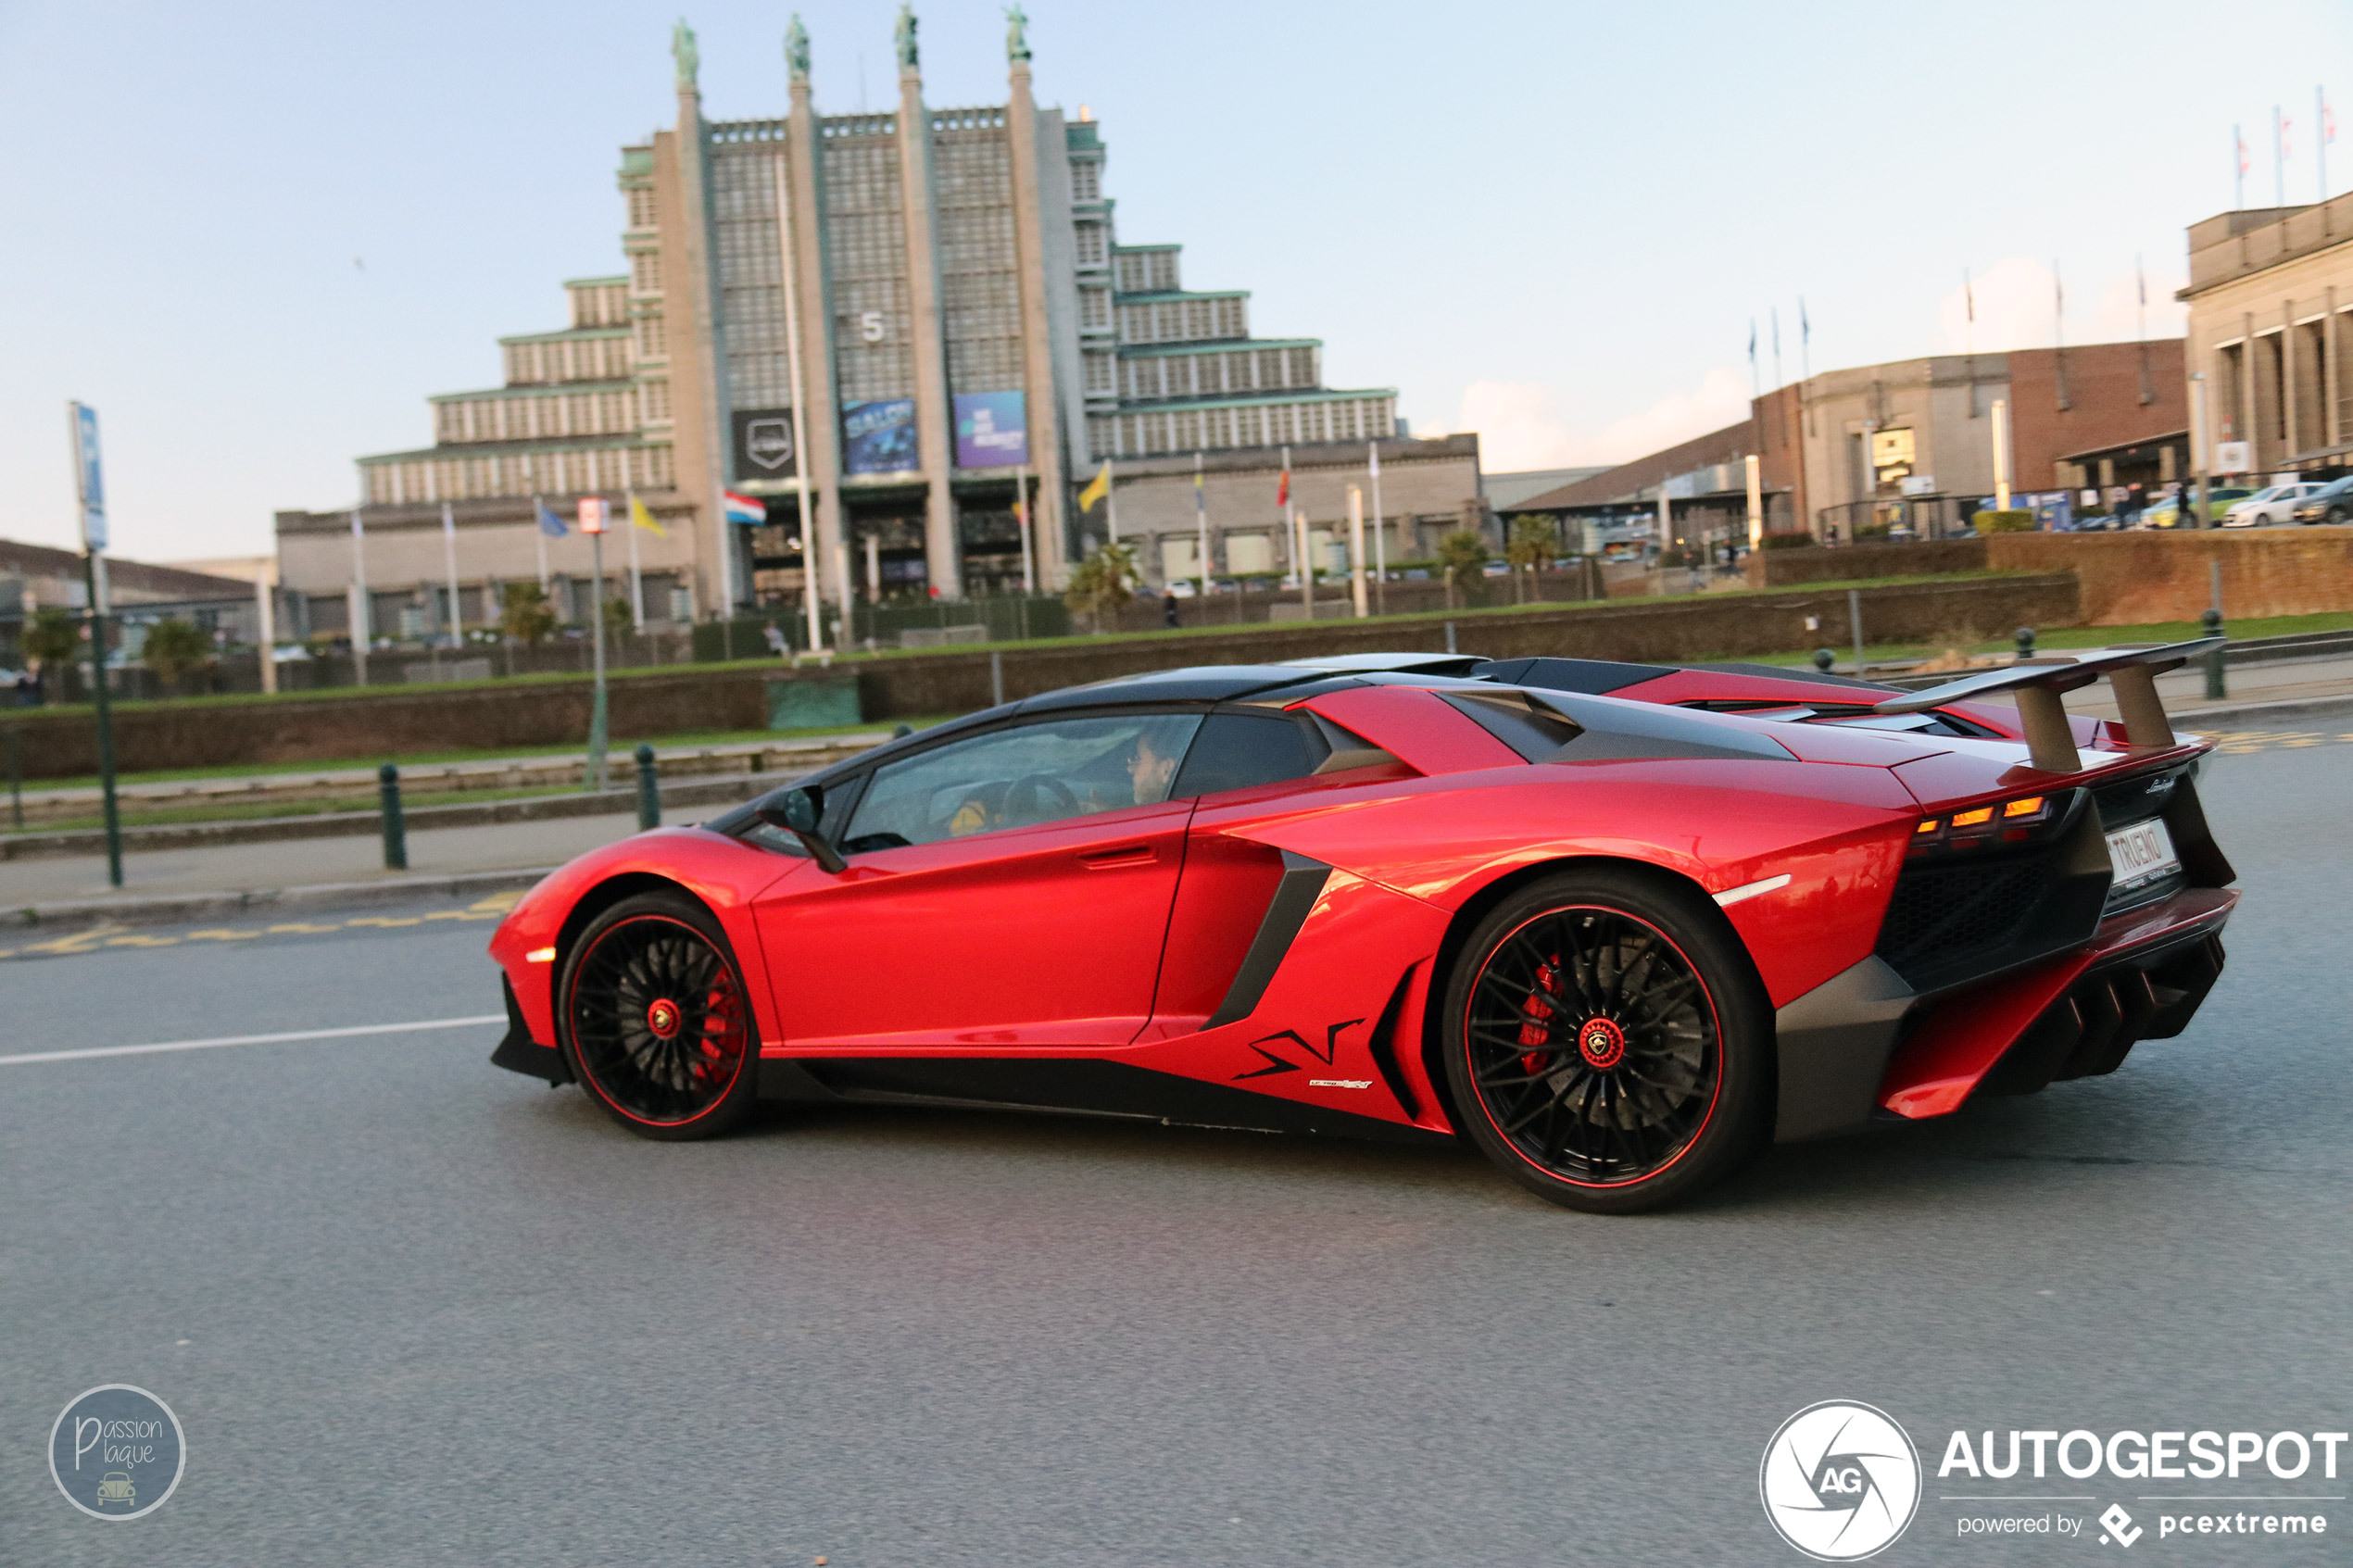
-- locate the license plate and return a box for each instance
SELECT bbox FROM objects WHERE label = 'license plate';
[2106,818,2180,887]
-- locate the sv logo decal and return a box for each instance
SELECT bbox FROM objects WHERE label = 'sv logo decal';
[1232,1018,1365,1079]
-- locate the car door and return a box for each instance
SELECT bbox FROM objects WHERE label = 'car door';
[753,709,1205,1050]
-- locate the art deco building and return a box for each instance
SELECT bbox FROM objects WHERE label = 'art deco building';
[276,9,1472,631]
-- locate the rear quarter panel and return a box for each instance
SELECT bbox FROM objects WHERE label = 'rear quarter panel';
[1220,759,1919,1008]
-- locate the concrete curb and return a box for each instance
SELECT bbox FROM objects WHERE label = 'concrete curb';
[5,867,559,934]
[2171,691,2353,725]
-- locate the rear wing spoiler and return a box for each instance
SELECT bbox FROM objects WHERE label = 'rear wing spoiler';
[1872,638,2224,773]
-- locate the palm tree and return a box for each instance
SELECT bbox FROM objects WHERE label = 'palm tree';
[141,617,214,695]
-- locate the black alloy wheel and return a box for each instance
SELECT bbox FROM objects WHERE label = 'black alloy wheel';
[559,892,759,1140]
[1441,869,1772,1214]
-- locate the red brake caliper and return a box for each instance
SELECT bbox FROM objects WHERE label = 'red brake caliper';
[1520,957,1560,1073]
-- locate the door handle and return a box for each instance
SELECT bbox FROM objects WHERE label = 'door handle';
[1078,844,1156,868]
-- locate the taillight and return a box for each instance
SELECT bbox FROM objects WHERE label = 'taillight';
[1910,793,2062,855]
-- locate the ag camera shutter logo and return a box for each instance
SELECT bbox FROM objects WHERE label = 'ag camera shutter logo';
[1760,1400,1921,1561]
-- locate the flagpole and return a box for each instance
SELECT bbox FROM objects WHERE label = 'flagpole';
[440,501,463,646]
[2276,105,2286,209]
[2236,124,2246,209]
[1193,451,1209,601]
[1017,461,1035,593]
[534,493,551,593]
[348,508,371,687]
[583,498,610,793]
[2321,86,2330,200]
[626,490,646,633]
[773,153,823,656]
[1368,439,1386,615]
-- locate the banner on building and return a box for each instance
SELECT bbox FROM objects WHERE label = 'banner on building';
[841,399,918,475]
[732,408,799,483]
[952,391,1028,469]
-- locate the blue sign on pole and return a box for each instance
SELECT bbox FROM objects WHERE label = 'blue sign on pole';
[69,402,106,551]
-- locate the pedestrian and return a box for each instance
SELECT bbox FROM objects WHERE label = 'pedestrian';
[1163,588,1179,629]
[763,620,786,659]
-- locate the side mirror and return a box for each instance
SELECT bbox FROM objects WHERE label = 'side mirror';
[759,785,846,873]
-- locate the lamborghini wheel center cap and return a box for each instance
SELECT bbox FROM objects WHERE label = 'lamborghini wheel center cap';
[1577,1017,1627,1071]
[646,998,683,1040]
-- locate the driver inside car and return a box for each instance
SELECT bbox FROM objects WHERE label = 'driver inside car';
[942,725,1184,837]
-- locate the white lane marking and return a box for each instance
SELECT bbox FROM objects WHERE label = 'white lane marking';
[0,1015,504,1068]
[1713,873,1793,908]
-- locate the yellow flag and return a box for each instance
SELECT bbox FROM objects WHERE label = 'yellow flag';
[629,493,667,538]
[1077,460,1112,512]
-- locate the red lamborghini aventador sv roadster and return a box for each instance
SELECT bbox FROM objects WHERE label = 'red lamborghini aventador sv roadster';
[487,642,2235,1213]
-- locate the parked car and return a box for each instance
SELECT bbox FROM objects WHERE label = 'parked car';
[2221,482,2326,527]
[2290,475,2353,524]
[2137,486,2255,529]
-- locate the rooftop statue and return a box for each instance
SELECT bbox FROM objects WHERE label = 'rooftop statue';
[1005,4,1030,63]
[894,3,918,71]
[672,17,699,89]
[786,14,810,81]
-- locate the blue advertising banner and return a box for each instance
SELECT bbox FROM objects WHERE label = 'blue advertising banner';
[953,391,1028,469]
[841,399,917,475]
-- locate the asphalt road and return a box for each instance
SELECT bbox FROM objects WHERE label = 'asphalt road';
[4,721,2349,1566]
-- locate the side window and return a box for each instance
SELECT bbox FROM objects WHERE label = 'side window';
[1168,711,1326,798]
[842,713,1203,850]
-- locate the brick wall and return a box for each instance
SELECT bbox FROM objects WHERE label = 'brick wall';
[1986,524,2353,624]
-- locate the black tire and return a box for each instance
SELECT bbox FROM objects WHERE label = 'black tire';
[1440,868,1773,1214]
[2329,507,2348,526]
[557,891,759,1141]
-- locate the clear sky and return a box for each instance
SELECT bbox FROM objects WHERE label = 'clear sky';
[4,0,2347,563]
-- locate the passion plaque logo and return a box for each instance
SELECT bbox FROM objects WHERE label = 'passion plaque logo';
[49,1385,185,1521]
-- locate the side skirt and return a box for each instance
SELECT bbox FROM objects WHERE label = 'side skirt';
[758,1055,1453,1148]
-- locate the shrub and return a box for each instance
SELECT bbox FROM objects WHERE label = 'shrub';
[1436,530,1490,601]
[1063,541,1138,632]
[1853,523,1893,542]
[141,617,214,691]
[499,583,560,646]
[1972,509,2036,533]
[1761,531,1816,551]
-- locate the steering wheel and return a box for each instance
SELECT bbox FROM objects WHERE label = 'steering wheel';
[1001,772,1080,826]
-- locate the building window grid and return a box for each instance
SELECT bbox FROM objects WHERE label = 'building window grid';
[824,136,914,402]
[935,132,1026,396]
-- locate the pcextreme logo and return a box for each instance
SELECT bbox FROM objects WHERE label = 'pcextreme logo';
[1760,1400,1923,1561]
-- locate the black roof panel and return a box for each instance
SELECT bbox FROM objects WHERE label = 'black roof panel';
[1013,664,1323,711]
[1474,657,1679,695]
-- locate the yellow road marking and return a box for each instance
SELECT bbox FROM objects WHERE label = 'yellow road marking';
[267,922,344,934]
[468,891,523,913]
[107,935,180,947]
[185,928,261,941]
[423,909,499,922]
[21,929,116,955]
[346,916,423,928]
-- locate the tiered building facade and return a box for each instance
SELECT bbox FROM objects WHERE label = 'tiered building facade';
[277,10,1473,633]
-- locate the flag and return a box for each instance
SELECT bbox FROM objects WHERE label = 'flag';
[2238,126,2251,177]
[723,490,765,524]
[1077,460,1112,512]
[1799,298,1810,344]
[1965,268,1975,323]
[2281,110,2293,161]
[1276,468,1290,508]
[2325,89,2337,145]
[629,493,667,538]
[535,497,567,537]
